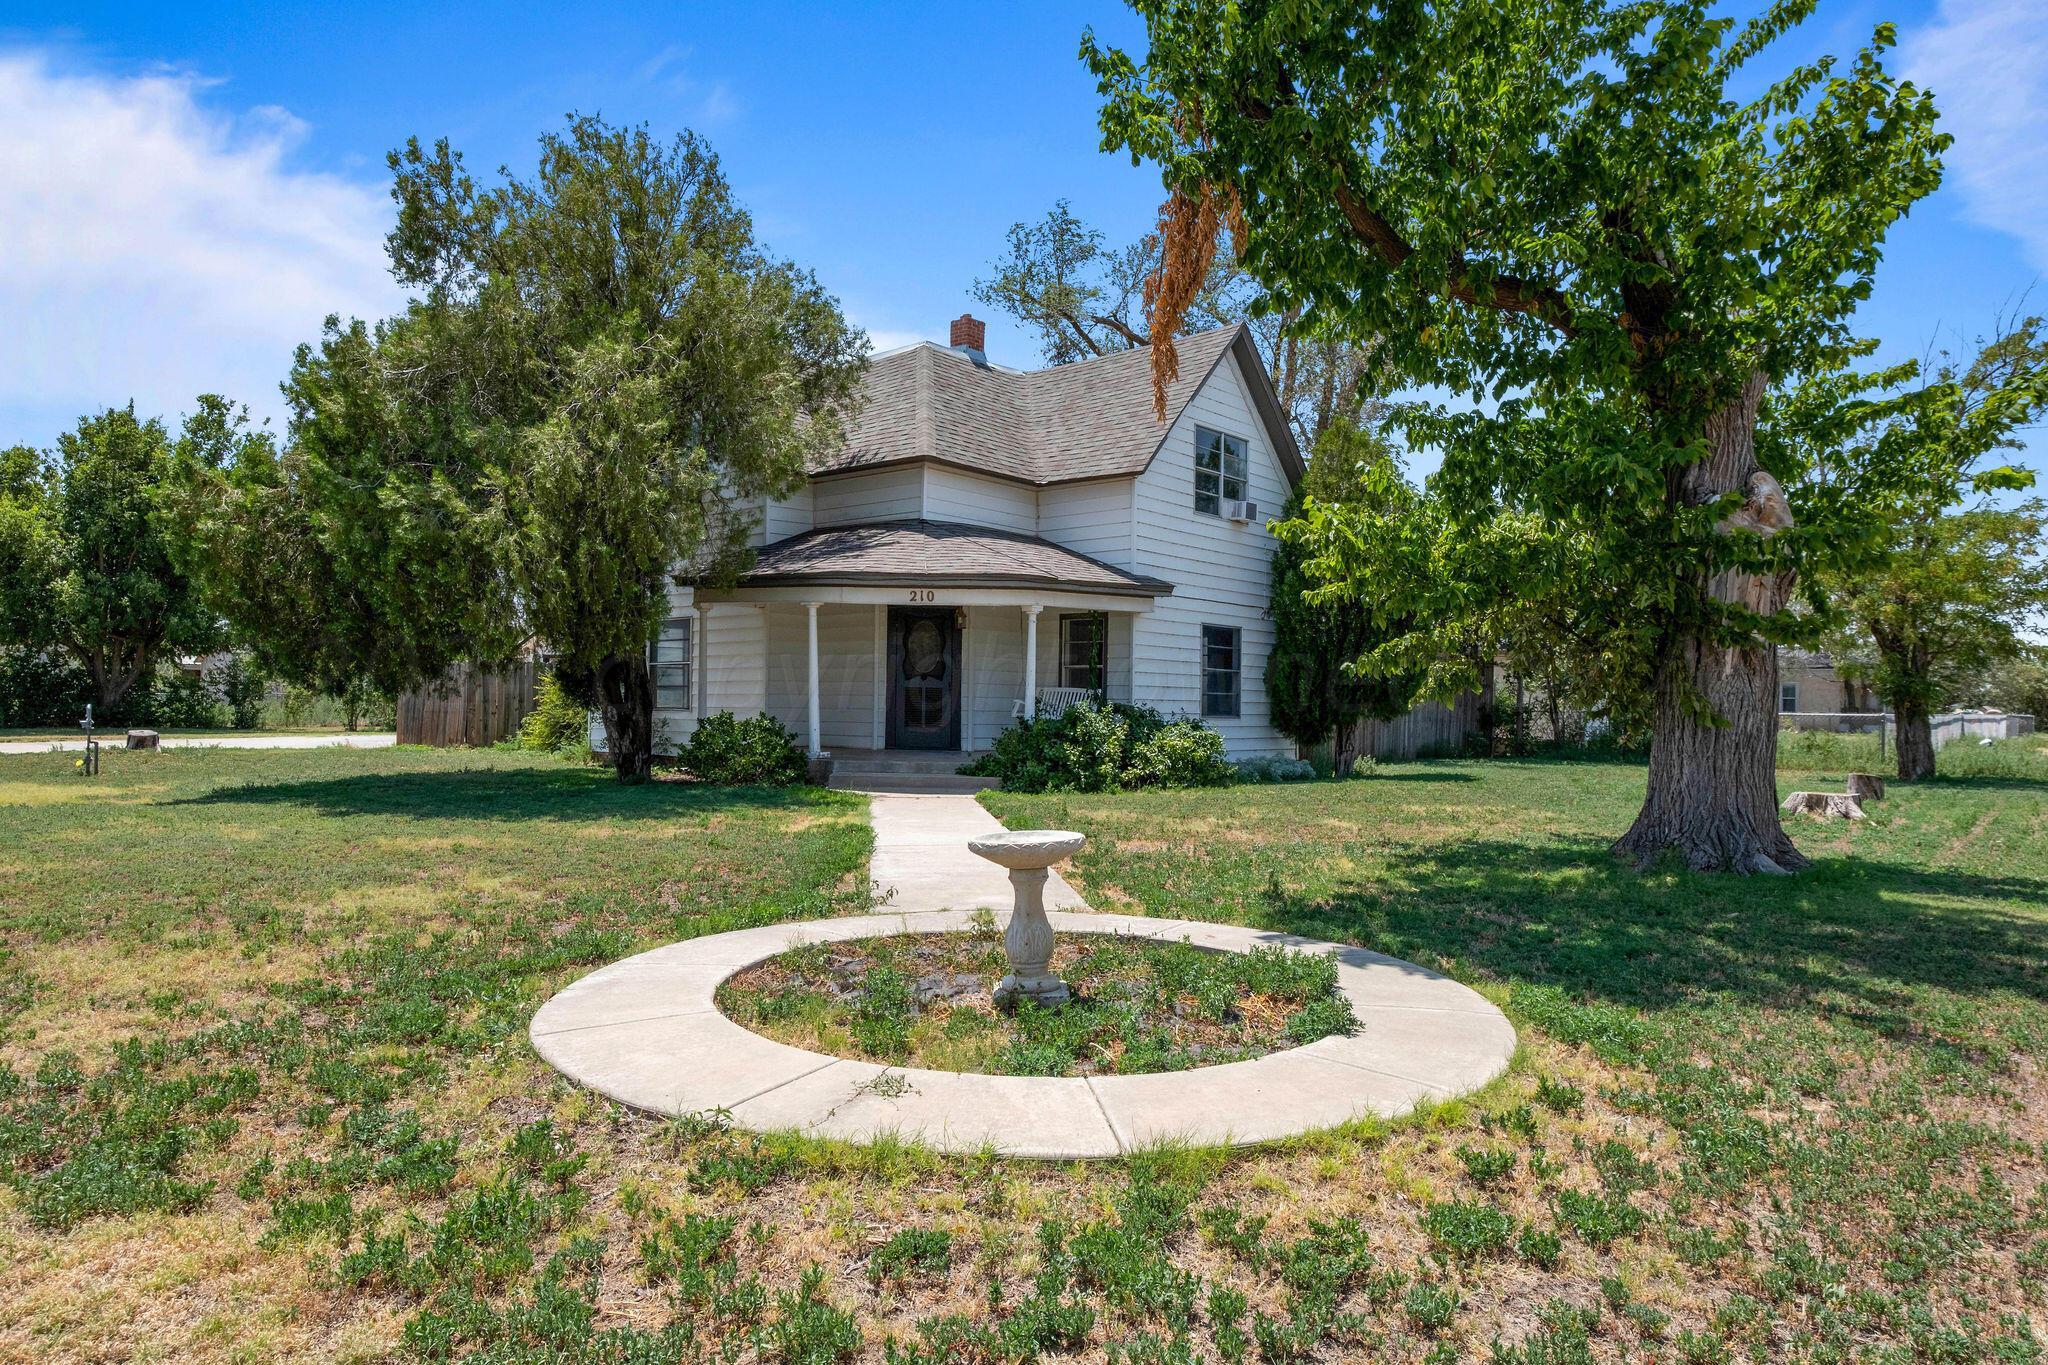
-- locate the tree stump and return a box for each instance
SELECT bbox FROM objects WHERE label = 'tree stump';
[1780,791,1864,821]
[1846,772,1885,803]
[125,730,160,751]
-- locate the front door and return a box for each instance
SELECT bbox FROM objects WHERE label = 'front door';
[886,607,960,750]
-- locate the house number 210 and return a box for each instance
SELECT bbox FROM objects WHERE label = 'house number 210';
[905,589,936,603]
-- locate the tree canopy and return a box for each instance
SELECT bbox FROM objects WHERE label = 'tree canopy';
[1797,316,2048,778]
[973,200,1375,448]
[0,406,222,712]
[1265,421,1421,763]
[178,116,867,778]
[1088,0,1949,871]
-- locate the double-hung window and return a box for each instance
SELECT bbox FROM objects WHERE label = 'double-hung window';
[1060,612,1107,694]
[1194,426,1248,515]
[650,615,694,710]
[1779,682,1799,714]
[1201,625,1241,718]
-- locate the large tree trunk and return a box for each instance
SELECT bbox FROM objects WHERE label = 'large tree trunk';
[595,652,655,783]
[1893,702,1935,783]
[1613,374,1808,875]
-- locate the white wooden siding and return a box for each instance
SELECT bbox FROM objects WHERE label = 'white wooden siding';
[925,467,1037,533]
[1129,350,1291,757]
[762,603,875,750]
[762,486,813,543]
[813,467,922,526]
[1036,479,1135,568]
[964,606,1026,751]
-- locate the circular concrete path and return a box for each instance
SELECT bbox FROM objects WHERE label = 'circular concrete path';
[531,910,1515,1157]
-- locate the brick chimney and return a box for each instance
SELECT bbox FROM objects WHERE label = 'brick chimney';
[949,313,986,352]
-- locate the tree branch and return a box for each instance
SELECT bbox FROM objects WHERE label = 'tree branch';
[1089,312,1150,348]
[1327,182,1577,336]
[1238,70,1579,337]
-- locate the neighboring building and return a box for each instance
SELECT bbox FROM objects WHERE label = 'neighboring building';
[1777,648,1883,722]
[618,315,1306,761]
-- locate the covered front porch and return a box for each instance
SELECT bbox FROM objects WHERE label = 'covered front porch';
[676,521,1171,758]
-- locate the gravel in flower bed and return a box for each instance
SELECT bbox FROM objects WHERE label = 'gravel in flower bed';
[715,925,1358,1076]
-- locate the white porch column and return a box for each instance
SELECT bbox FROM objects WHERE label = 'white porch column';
[804,601,822,757]
[1022,605,1042,720]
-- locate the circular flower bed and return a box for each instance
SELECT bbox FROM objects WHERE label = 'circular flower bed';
[715,926,1358,1077]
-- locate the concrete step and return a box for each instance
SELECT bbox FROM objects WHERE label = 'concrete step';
[828,772,998,795]
[828,752,976,776]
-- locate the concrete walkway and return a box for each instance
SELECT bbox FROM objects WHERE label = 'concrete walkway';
[529,790,1518,1156]
[0,733,397,755]
[867,793,1088,914]
[530,910,1518,1156]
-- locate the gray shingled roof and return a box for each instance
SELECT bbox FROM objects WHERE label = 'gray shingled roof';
[741,521,1173,596]
[820,324,1303,486]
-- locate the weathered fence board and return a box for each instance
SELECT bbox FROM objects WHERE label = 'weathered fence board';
[1348,690,1489,762]
[397,662,541,748]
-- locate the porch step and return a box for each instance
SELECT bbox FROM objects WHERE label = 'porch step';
[827,772,998,795]
[826,749,975,776]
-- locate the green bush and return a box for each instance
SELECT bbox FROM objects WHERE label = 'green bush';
[965,702,1234,793]
[518,673,589,753]
[148,671,225,728]
[1131,718,1235,787]
[213,656,267,730]
[1230,752,1316,783]
[1349,754,1379,779]
[679,711,807,786]
[0,649,92,728]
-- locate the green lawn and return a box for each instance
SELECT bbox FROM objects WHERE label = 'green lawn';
[1,743,2043,1362]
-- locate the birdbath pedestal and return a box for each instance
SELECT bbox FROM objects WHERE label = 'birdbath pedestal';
[967,830,1086,1009]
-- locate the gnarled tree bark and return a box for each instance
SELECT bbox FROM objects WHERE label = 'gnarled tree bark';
[1893,700,1935,783]
[595,652,655,783]
[1613,373,1809,874]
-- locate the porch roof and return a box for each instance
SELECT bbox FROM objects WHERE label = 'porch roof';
[738,520,1172,598]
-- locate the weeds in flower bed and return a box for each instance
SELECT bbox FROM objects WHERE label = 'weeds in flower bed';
[717,930,1356,1076]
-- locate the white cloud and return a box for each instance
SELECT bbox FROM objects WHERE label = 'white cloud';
[0,50,400,446]
[1903,0,2048,270]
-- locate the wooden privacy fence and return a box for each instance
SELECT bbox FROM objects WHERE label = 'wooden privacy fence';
[1348,689,1489,762]
[397,661,541,747]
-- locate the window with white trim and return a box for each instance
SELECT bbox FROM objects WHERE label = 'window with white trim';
[1779,682,1799,714]
[1194,425,1248,515]
[1060,612,1107,692]
[1202,625,1241,718]
[650,615,694,710]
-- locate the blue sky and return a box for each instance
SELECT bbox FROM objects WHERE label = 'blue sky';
[1,0,2042,482]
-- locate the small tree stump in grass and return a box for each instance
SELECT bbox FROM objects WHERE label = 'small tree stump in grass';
[1847,772,1885,802]
[1781,790,1864,820]
[125,730,159,751]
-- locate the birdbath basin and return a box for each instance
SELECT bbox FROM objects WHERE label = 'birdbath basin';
[968,830,1086,1008]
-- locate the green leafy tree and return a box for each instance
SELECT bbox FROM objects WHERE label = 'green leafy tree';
[973,200,1375,448]
[1088,0,1947,871]
[177,117,866,779]
[0,407,222,713]
[1783,316,2048,780]
[1266,421,1421,766]
[1831,503,2048,779]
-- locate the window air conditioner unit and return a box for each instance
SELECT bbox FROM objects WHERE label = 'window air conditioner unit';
[1223,499,1258,523]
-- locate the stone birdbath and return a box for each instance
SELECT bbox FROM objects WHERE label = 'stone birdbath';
[968,830,1086,1009]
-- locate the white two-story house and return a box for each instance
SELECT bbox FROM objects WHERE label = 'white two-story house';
[624,314,1302,767]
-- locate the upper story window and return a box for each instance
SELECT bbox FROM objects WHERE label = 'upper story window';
[650,615,694,710]
[1060,612,1107,693]
[1194,426,1248,516]
[1202,625,1241,718]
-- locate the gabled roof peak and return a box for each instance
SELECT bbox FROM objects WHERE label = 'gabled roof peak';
[825,324,1299,487]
